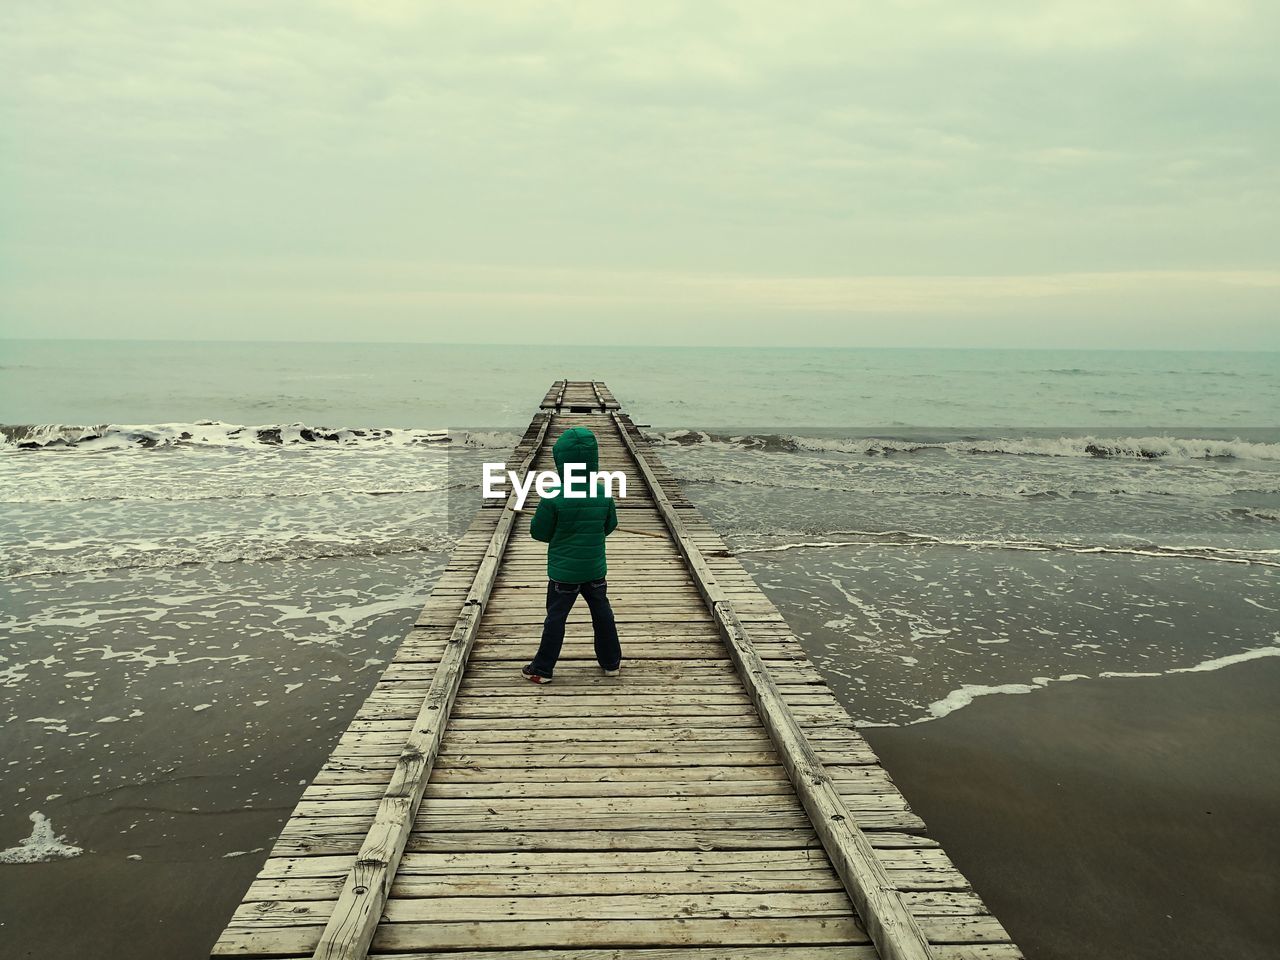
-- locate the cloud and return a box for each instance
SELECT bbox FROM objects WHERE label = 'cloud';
[1,1,1277,345]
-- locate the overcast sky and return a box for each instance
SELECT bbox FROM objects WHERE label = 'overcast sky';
[1,1,1277,348]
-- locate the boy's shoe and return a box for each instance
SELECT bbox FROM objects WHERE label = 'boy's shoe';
[602,664,622,677]
[521,664,552,685]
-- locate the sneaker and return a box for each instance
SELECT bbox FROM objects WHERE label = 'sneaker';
[521,664,552,685]
[602,664,621,677]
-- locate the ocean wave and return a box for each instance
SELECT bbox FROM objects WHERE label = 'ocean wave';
[670,468,1280,499]
[647,430,1280,461]
[1225,506,1280,522]
[458,429,526,449]
[738,529,1280,567]
[0,422,522,452]
[1,479,475,505]
[3,532,458,578]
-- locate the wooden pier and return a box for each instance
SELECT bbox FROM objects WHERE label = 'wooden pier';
[213,381,1021,960]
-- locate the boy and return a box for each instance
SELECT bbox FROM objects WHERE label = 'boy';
[521,426,622,684]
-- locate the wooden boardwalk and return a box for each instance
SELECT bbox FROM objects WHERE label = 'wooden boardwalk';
[213,381,1021,960]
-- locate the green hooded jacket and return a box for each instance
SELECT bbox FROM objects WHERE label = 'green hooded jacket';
[529,426,618,583]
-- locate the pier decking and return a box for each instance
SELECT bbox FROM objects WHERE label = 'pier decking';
[212,381,1021,960]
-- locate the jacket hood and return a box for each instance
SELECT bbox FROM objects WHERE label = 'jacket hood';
[552,426,599,477]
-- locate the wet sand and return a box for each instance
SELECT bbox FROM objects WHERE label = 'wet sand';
[1,743,317,958]
[3,573,1275,958]
[865,658,1280,960]
[1,806,289,960]
[0,554,437,960]
[7,660,1275,960]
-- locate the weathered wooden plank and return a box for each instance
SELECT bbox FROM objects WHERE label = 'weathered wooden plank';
[255,843,941,881]
[219,915,1011,955]
[301,773,898,801]
[236,890,860,926]
[217,919,869,956]
[371,949,1022,960]
[393,949,1021,960]
[246,875,983,907]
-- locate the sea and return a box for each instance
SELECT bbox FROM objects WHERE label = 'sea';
[1,339,1278,873]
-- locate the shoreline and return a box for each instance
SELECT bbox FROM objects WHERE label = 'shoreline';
[2,653,1275,957]
[865,658,1280,960]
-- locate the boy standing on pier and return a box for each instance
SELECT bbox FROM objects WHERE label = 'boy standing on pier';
[522,426,622,684]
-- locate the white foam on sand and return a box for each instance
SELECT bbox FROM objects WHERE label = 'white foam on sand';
[221,847,264,859]
[740,531,1280,568]
[918,647,1280,723]
[923,681,1043,720]
[1168,646,1280,674]
[0,812,83,863]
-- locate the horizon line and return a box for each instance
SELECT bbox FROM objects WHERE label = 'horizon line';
[2,336,1276,354]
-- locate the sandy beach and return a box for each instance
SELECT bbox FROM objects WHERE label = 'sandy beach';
[866,658,1280,960]
[3,640,1275,959]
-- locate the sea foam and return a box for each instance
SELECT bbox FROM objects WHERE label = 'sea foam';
[0,812,83,863]
[0,422,521,452]
[919,647,1280,724]
[739,531,1280,568]
[648,430,1280,462]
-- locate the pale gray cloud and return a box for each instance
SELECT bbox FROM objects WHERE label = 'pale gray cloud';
[1,1,1277,346]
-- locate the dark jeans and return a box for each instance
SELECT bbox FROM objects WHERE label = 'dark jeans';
[529,577,621,678]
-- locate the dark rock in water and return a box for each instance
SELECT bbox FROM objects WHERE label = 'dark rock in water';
[1085,442,1159,459]
[18,441,39,449]
[179,431,192,441]
[257,428,283,445]
[135,435,157,448]
[297,428,342,442]
[745,434,799,453]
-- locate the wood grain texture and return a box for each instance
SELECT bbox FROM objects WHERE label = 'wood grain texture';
[210,382,1020,960]
[613,410,939,960]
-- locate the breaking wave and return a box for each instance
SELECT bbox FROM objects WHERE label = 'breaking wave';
[3,479,475,505]
[669,467,1280,499]
[738,529,1280,567]
[6,422,1274,462]
[647,430,1280,462]
[4,532,459,578]
[1225,506,1280,523]
[0,422,522,451]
